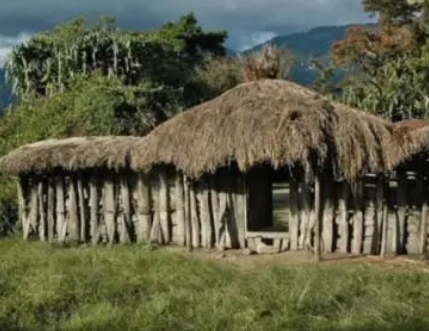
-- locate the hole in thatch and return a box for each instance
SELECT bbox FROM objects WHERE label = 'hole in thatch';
[287,110,300,121]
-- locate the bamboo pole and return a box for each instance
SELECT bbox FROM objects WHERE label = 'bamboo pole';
[158,172,170,244]
[38,180,46,241]
[47,179,55,242]
[175,173,186,246]
[89,174,99,245]
[314,176,322,261]
[55,176,66,242]
[119,175,132,243]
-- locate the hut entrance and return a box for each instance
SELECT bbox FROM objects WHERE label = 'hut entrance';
[246,165,292,250]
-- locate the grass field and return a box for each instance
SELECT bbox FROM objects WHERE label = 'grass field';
[1,239,429,331]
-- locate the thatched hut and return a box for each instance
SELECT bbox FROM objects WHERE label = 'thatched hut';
[0,79,412,257]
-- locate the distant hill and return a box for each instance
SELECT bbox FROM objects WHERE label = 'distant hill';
[240,23,375,85]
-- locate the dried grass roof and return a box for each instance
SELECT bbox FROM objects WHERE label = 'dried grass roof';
[0,136,142,175]
[392,119,429,161]
[131,79,407,180]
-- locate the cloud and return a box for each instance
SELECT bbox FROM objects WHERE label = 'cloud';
[0,0,373,60]
[0,33,31,67]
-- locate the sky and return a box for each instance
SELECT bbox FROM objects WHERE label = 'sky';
[0,0,374,66]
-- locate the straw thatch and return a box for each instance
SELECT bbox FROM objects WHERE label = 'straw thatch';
[0,136,141,175]
[131,79,407,180]
[392,119,429,160]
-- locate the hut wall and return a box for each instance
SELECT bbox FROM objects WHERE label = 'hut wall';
[17,167,248,250]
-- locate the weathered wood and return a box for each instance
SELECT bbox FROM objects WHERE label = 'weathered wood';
[47,179,55,242]
[396,172,407,253]
[419,175,428,255]
[119,175,132,243]
[210,175,220,244]
[184,177,192,251]
[103,177,116,244]
[352,185,364,255]
[135,173,151,242]
[16,176,26,234]
[216,191,228,250]
[68,178,80,241]
[380,201,389,257]
[321,177,334,253]
[37,180,46,241]
[299,181,312,250]
[373,175,384,254]
[27,180,39,240]
[314,176,322,261]
[190,182,200,248]
[158,172,170,244]
[198,181,212,249]
[77,172,87,242]
[338,181,349,253]
[55,177,66,242]
[235,174,246,249]
[89,175,99,245]
[175,174,185,246]
[289,178,300,251]
[246,231,290,239]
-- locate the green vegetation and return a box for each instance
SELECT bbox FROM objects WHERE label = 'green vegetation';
[0,239,428,331]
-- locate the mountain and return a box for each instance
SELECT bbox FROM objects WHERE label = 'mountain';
[241,23,375,85]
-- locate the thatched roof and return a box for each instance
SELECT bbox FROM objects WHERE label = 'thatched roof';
[0,136,141,175]
[392,119,429,161]
[131,79,407,180]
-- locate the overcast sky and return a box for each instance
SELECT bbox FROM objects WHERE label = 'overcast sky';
[0,0,374,66]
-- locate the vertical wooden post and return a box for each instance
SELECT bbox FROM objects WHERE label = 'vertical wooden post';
[119,175,132,243]
[77,172,87,242]
[38,180,46,241]
[184,176,192,251]
[27,178,39,240]
[314,175,322,261]
[198,180,213,249]
[135,173,151,242]
[17,175,27,236]
[175,173,186,246]
[159,172,170,244]
[338,181,349,253]
[68,176,80,242]
[289,177,300,251]
[322,176,334,253]
[103,176,116,245]
[418,165,428,255]
[352,183,364,255]
[396,171,407,253]
[299,181,312,249]
[55,176,66,242]
[190,181,200,248]
[235,174,246,249]
[47,179,55,242]
[89,174,99,245]
[210,175,220,245]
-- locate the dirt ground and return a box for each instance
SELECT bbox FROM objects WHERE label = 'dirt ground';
[165,246,429,273]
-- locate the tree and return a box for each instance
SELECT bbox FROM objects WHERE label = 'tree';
[328,0,429,120]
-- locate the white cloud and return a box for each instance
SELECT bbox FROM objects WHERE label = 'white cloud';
[238,32,278,51]
[0,33,31,67]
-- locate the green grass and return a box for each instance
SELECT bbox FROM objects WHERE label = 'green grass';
[1,239,429,331]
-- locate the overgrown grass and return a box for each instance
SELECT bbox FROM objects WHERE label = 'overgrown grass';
[1,239,429,331]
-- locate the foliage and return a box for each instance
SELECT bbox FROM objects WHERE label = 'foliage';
[327,0,429,120]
